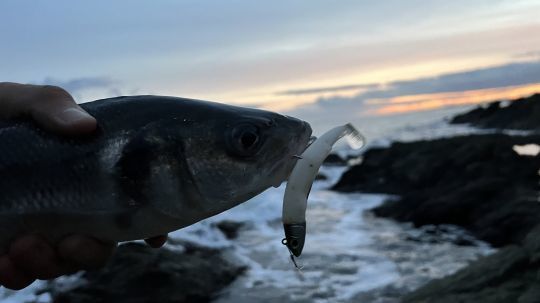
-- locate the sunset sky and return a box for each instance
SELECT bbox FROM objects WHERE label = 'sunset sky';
[1,0,540,127]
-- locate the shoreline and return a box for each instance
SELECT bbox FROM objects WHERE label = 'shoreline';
[333,94,540,302]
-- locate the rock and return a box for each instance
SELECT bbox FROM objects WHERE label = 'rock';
[404,225,478,246]
[403,226,540,303]
[451,93,540,130]
[215,220,245,239]
[333,133,540,302]
[323,153,347,166]
[333,134,540,247]
[351,284,409,303]
[519,285,540,303]
[47,242,246,303]
[315,173,328,180]
[524,225,540,263]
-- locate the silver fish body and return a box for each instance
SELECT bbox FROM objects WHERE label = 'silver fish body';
[0,95,312,252]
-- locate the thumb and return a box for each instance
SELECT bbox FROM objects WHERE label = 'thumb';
[26,86,97,136]
[35,105,97,136]
[0,83,97,136]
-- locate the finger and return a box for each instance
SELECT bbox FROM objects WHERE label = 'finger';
[0,255,35,290]
[58,235,116,270]
[144,235,168,248]
[26,85,97,135]
[8,235,70,279]
[32,106,97,136]
[0,83,97,135]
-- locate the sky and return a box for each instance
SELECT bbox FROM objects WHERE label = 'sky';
[1,0,540,130]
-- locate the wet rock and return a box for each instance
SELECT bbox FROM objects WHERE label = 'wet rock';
[333,134,540,247]
[323,153,347,166]
[47,242,246,303]
[350,284,407,303]
[404,225,478,246]
[519,286,540,303]
[333,131,540,302]
[451,93,540,130]
[315,173,328,180]
[403,226,540,303]
[217,285,313,303]
[215,220,245,239]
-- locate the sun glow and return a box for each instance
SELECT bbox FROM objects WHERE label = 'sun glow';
[368,83,540,115]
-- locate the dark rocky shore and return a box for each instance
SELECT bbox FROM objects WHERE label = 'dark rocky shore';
[323,153,348,166]
[403,226,540,303]
[44,242,246,303]
[333,133,540,247]
[334,94,540,302]
[450,93,540,130]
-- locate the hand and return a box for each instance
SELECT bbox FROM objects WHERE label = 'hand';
[0,83,168,290]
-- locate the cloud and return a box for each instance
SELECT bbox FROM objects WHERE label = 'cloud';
[276,83,380,96]
[283,60,540,133]
[37,76,129,102]
[41,76,116,93]
[4,0,538,100]
[357,60,540,102]
[309,60,540,108]
[514,50,540,59]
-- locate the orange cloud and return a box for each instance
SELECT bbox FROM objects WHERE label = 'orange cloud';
[370,83,540,115]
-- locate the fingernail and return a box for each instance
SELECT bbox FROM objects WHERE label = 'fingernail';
[55,108,93,125]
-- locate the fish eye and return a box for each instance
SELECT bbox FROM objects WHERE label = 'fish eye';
[240,129,258,148]
[227,123,263,157]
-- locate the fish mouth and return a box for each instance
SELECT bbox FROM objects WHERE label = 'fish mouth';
[269,120,313,188]
[278,121,313,185]
[292,136,316,159]
[296,122,314,158]
[306,135,317,150]
[291,120,312,153]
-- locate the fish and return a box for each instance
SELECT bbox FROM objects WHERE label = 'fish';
[0,95,312,253]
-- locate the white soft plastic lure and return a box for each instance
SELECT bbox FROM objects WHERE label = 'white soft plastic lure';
[282,123,365,260]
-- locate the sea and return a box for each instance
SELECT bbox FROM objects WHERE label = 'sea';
[0,105,501,303]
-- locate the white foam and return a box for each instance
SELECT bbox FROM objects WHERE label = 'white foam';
[0,281,48,303]
[513,144,540,156]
